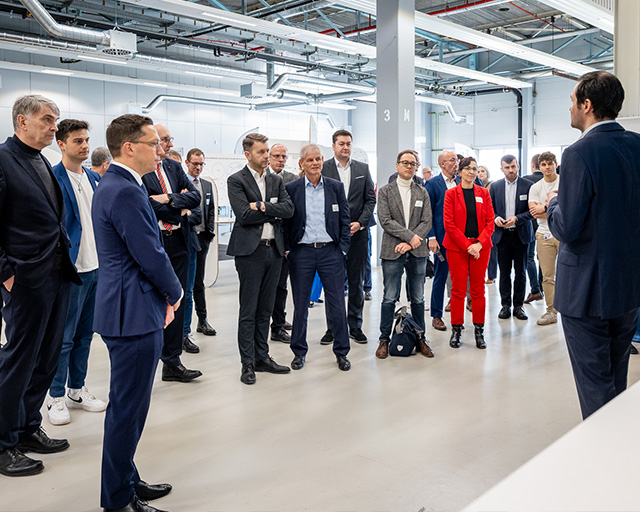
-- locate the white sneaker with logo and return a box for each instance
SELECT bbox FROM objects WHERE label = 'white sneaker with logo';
[47,396,71,425]
[537,311,558,326]
[66,387,107,412]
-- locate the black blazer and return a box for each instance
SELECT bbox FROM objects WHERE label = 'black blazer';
[489,177,534,245]
[0,136,79,287]
[142,158,201,251]
[227,165,294,257]
[283,176,351,255]
[322,157,376,240]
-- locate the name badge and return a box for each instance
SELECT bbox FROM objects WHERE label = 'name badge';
[415,200,423,208]
[476,197,483,203]
[270,197,278,203]
[332,204,339,212]
[519,194,528,201]
[355,175,364,179]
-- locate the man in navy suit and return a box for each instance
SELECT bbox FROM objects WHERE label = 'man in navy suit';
[142,124,202,383]
[547,71,640,419]
[94,114,182,512]
[425,150,459,331]
[0,95,80,477]
[321,130,375,344]
[489,155,535,321]
[47,119,106,427]
[284,144,352,371]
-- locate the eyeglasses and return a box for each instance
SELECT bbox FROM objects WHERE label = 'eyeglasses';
[189,162,206,167]
[131,140,162,149]
[398,160,418,168]
[270,154,288,160]
[160,136,174,144]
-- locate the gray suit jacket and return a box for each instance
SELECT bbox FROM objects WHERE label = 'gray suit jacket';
[378,180,432,260]
[268,167,299,185]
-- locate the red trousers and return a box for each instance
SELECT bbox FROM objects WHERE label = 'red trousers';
[447,248,491,325]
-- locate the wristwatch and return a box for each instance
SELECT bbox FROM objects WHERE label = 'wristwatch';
[255,200,262,210]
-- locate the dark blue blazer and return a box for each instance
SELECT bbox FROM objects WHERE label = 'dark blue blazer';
[489,177,535,245]
[425,174,459,244]
[322,158,375,240]
[51,162,100,264]
[92,164,182,337]
[283,176,351,256]
[548,122,640,319]
[0,136,79,287]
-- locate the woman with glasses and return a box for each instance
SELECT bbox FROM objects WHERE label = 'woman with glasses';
[443,157,495,349]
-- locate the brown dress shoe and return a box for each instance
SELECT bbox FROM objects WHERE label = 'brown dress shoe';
[444,300,451,312]
[432,317,447,331]
[485,279,494,284]
[523,292,543,304]
[417,338,434,358]
[375,338,389,359]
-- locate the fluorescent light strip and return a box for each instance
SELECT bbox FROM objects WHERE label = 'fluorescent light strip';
[143,82,167,88]
[78,54,128,65]
[42,69,73,76]
[200,11,257,28]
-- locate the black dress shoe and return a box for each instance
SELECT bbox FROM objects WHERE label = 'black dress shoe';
[449,325,462,349]
[513,306,528,320]
[240,364,256,385]
[336,355,351,371]
[255,357,291,374]
[17,427,69,454]
[182,336,200,354]
[135,480,172,501]
[0,448,44,476]
[104,495,168,512]
[291,355,305,370]
[320,329,334,345]
[196,319,216,336]
[631,344,639,355]
[349,328,368,344]
[161,363,202,382]
[270,329,291,343]
[283,322,293,331]
[498,306,511,319]
[364,291,372,301]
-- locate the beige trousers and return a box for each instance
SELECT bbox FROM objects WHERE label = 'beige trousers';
[535,231,560,313]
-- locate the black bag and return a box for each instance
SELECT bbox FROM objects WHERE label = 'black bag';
[389,306,424,357]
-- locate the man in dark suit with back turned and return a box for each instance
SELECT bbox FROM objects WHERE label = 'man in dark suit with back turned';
[489,155,535,321]
[227,133,294,385]
[0,95,80,477]
[547,71,640,419]
[321,129,376,344]
[94,114,182,512]
[284,144,352,371]
[142,124,202,383]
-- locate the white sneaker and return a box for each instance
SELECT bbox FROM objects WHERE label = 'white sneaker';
[537,311,558,326]
[47,396,71,425]
[66,387,107,412]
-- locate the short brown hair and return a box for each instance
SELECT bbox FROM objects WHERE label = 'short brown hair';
[396,149,417,163]
[530,153,540,170]
[242,133,268,152]
[459,156,477,171]
[538,151,557,165]
[332,129,352,144]
[186,148,204,162]
[575,71,624,120]
[106,114,154,158]
[56,119,89,143]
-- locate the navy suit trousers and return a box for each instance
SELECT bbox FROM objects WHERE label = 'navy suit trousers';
[562,310,638,419]
[497,230,528,308]
[161,230,188,366]
[289,244,350,357]
[101,330,163,510]
[430,246,449,318]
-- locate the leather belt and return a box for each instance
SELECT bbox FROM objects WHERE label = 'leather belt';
[259,239,275,246]
[299,242,332,248]
[162,228,181,237]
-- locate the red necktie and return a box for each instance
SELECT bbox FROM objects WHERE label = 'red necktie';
[156,166,173,232]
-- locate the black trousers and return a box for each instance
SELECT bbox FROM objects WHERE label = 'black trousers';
[562,310,638,419]
[497,230,528,308]
[326,232,368,331]
[0,271,70,451]
[234,244,282,366]
[161,230,188,367]
[193,233,211,321]
[271,257,289,332]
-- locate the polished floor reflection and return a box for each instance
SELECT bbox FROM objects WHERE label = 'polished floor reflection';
[3,260,639,512]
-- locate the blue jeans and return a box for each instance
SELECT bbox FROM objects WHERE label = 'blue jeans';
[526,241,542,293]
[49,269,99,398]
[380,254,426,339]
[183,250,197,336]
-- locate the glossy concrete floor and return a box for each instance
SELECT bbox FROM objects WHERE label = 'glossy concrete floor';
[2,261,640,512]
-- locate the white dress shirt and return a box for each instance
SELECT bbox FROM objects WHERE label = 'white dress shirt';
[335,157,352,198]
[505,177,518,221]
[248,166,274,240]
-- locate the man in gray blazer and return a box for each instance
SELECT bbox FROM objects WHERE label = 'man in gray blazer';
[321,129,376,344]
[376,150,433,359]
[227,133,295,385]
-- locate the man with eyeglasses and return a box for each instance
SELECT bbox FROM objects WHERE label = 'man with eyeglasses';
[93,114,181,512]
[321,129,376,345]
[267,144,298,343]
[141,124,203,383]
[182,148,217,355]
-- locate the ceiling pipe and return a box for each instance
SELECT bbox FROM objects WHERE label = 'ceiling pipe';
[18,0,111,46]
[142,95,249,114]
[267,73,375,95]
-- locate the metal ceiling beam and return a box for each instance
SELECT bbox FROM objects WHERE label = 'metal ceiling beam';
[536,0,614,33]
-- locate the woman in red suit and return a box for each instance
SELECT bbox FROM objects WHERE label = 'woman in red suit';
[443,157,495,349]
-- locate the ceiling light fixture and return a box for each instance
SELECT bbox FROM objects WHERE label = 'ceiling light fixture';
[536,0,614,34]
[42,68,73,76]
[78,54,128,65]
[200,11,257,28]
